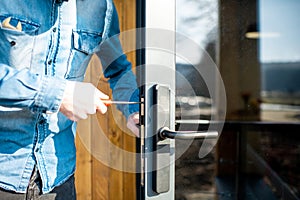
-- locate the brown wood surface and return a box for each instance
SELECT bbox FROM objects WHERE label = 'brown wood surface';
[75,0,137,199]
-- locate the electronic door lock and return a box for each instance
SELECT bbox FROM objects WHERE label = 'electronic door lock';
[150,84,219,194]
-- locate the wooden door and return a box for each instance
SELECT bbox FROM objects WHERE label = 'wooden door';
[75,1,137,199]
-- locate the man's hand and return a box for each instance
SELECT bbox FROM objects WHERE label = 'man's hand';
[59,81,109,121]
[127,112,140,137]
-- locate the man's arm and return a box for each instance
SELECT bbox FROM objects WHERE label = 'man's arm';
[95,5,139,119]
[0,64,109,121]
[0,64,66,113]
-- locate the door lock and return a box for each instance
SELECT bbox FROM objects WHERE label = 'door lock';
[150,84,218,194]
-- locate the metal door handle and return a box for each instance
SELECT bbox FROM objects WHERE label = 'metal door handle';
[158,127,218,140]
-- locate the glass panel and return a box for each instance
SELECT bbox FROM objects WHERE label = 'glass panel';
[175,0,218,120]
[248,130,300,198]
[175,0,219,199]
[259,0,300,122]
[256,2,300,195]
[175,0,300,199]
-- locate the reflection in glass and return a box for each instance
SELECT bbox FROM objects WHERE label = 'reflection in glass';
[259,0,300,122]
[175,0,300,199]
[175,0,218,120]
[175,0,219,199]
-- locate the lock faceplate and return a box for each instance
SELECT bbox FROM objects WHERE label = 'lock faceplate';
[151,84,171,194]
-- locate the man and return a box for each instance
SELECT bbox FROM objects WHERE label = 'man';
[0,0,139,199]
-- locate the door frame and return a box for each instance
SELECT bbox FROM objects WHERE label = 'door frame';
[136,0,176,199]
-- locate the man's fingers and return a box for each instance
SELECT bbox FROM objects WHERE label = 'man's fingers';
[95,88,109,100]
[95,98,108,114]
[94,88,109,114]
[59,81,110,121]
[73,112,88,121]
[63,111,88,122]
[126,112,140,137]
[127,121,140,137]
[131,113,139,124]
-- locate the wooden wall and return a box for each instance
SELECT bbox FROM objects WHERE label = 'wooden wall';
[75,1,137,199]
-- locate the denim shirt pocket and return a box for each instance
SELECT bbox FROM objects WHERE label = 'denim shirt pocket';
[0,15,40,35]
[65,29,102,80]
[0,15,40,68]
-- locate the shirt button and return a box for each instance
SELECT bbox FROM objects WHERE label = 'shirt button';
[10,41,16,46]
[39,119,46,124]
[48,60,52,65]
[53,27,57,32]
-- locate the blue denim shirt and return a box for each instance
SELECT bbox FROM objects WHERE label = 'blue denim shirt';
[0,0,139,194]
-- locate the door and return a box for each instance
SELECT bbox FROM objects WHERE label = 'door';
[136,1,222,199]
[136,0,176,199]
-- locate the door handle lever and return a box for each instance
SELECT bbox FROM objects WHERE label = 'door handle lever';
[158,127,218,140]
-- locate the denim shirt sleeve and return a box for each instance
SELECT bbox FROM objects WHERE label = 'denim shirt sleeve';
[96,5,139,119]
[0,64,66,113]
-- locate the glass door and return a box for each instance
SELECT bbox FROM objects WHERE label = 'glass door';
[136,1,224,199]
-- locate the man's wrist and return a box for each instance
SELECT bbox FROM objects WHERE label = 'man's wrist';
[31,76,67,113]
